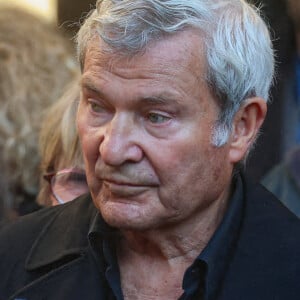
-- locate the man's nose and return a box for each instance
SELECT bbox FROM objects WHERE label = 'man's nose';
[99,112,143,166]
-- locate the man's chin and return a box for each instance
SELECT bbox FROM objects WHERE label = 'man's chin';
[102,215,151,231]
[98,201,151,230]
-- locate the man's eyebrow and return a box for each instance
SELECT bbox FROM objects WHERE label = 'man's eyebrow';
[80,77,182,105]
[80,77,103,95]
[140,95,181,106]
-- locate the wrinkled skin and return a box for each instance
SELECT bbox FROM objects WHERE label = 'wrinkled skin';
[77,30,235,233]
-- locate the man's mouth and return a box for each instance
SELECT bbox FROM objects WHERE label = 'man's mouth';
[102,178,156,198]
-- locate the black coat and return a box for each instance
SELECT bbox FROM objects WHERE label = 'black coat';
[1,179,300,300]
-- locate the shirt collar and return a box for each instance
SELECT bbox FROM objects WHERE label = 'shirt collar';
[197,173,244,299]
[89,174,245,300]
[88,211,124,299]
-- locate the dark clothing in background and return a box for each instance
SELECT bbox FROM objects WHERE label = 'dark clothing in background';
[1,175,300,299]
[262,146,300,217]
[17,195,43,216]
[246,0,296,180]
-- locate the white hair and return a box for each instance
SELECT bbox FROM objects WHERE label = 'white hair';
[77,0,274,146]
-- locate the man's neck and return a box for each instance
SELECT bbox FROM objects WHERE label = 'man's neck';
[117,187,231,299]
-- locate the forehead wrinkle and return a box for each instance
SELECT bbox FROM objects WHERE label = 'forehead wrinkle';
[81,74,105,96]
[83,31,212,108]
[81,72,183,107]
[85,32,205,80]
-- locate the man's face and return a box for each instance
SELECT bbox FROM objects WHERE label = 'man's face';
[77,30,234,231]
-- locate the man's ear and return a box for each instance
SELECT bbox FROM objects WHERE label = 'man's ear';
[228,97,267,164]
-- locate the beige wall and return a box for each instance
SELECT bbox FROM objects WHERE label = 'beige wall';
[0,0,57,21]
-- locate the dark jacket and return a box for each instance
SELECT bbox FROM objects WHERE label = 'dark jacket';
[1,178,300,300]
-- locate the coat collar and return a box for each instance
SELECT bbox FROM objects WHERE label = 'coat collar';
[286,146,300,190]
[25,194,98,271]
[24,176,300,273]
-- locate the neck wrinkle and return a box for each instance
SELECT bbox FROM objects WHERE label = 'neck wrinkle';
[118,183,231,265]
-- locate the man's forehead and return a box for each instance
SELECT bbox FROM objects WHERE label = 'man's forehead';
[83,30,206,73]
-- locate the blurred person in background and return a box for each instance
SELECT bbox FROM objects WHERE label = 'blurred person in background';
[37,79,87,207]
[0,6,78,226]
[278,0,300,156]
[246,0,295,179]
[262,147,300,217]
[261,0,300,217]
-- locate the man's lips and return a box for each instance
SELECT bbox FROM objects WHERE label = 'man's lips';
[101,178,157,197]
[102,177,155,186]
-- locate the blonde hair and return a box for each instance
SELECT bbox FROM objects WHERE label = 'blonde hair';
[0,6,78,215]
[37,79,83,206]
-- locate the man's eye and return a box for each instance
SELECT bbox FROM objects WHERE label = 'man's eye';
[89,101,104,113]
[148,112,170,124]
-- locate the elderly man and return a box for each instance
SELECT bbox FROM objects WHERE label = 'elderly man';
[1,0,300,299]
